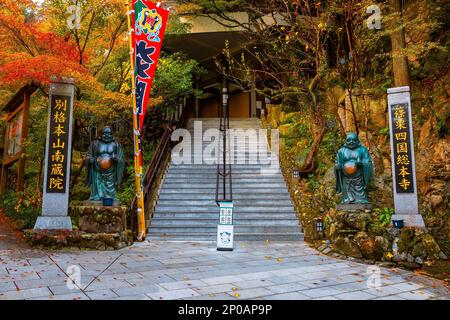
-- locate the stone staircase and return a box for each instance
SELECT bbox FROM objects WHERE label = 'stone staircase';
[147,118,303,241]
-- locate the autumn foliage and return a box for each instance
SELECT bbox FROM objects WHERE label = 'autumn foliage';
[0,0,90,87]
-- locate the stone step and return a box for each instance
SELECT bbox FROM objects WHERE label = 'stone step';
[151,219,299,227]
[159,188,290,194]
[161,183,287,188]
[164,173,285,179]
[148,118,302,242]
[168,165,276,170]
[148,225,301,234]
[148,233,303,241]
[152,213,297,219]
[162,178,286,184]
[158,194,292,200]
[154,206,295,213]
[156,199,294,206]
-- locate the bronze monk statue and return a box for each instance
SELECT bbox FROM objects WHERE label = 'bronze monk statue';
[335,133,372,204]
[85,126,125,202]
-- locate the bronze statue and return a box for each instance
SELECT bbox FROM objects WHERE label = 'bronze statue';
[335,133,372,204]
[85,126,125,202]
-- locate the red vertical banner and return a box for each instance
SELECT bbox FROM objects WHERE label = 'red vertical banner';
[131,0,169,164]
[127,0,169,240]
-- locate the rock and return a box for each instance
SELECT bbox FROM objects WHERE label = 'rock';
[430,195,444,208]
[406,253,415,263]
[359,239,384,260]
[398,261,420,270]
[412,243,426,258]
[333,237,363,259]
[418,119,432,148]
[323,247,331,255]
[392,237,400,256]
[327,223,337,239]
[318,243,328,252]
[415,257,424,265]
[398,228,416,252]
[433,140,448,162]
[421,234,441,258]
[278,123,298,138]
[393,252,407,262]
[438,251,448,260]
[375,236,390,252]
[354,231,369,242]
[279,111,286,123]
[270,119,278,129]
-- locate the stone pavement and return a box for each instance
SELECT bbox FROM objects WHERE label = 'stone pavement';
[0,226,449,300]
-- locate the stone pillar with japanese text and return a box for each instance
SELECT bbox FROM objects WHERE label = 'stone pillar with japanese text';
[387,86,425,227]
[34,79,75,230]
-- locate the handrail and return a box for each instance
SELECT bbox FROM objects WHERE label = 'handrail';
[215,77,233,205]
[129,105,189,239]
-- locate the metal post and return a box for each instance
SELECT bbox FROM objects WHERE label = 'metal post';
[125,1,146,241]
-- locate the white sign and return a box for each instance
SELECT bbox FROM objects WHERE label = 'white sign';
[217,202,234,251]
[217,225,234,251]
[219,201,233,225]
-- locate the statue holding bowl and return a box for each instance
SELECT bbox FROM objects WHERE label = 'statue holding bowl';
[85,126,125,203]
[335,133,372,205]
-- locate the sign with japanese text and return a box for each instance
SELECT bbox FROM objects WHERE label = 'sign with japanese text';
[45,95,71,193]
[5,110,23,158]
[131,0,169,134]
[390,103,414,193]
[219,202,233,225]
[217,202,234,251]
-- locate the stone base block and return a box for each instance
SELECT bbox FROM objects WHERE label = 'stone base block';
[23,230,133,250]
[83,200,121,207]
[34,216,72,230]
[391,214,425,228]
[336,203,372,211]
[70,206,128,233]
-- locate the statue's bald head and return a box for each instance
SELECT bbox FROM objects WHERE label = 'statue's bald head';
[100,126,114,143]
[345,132,360,149]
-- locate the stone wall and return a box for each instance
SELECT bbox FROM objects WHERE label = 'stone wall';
[314,210,448,271]
[23,206,133,250]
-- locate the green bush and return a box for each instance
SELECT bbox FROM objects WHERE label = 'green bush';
[2,189,41,230]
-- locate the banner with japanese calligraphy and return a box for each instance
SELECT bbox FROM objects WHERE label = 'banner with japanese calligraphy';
[131,0,169,133]
[390,103,414,193]
[46,95,71,193]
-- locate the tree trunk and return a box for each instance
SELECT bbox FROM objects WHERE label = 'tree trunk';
[300,110,326,174]
[389,0,411,87]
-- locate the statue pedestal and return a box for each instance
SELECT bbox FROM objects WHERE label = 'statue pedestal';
[24,206,132,250]
[336,203,372,211]
[82,200,121,207]
[71,206,127,233]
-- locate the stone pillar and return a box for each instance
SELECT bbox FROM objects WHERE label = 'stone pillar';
[387,86,424,227]
[34,79,75,230]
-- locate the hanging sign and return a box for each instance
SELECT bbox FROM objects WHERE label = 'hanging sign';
[131,0,169,135]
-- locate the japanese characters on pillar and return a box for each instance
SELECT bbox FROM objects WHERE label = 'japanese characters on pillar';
[391,103,414,193]
[46,95,71,193]
[387,86,424,227]
[35,79,75,230]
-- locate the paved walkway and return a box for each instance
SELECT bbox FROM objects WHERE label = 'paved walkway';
[0,228,449,300]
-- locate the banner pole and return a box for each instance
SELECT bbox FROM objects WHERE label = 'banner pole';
[125,1,146,241]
